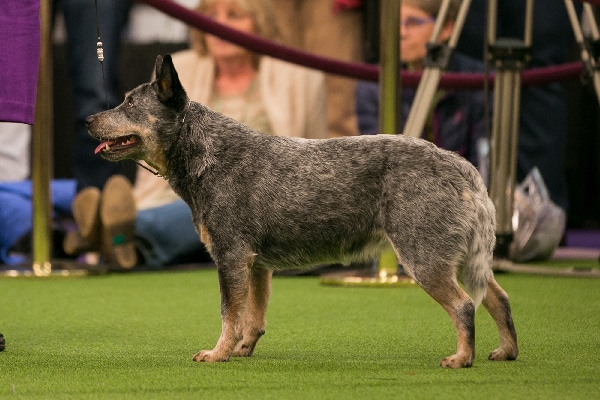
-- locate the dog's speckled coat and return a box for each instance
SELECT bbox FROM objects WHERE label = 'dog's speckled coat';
[86,55,518,368]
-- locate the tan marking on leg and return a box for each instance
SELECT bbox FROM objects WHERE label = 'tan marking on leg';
[199,224,213,253]
[233,268,272,357]
[439,296,475,368]
[193,254,256,362]
[482,277,518,361]
[192,311,243,362]
[192,281,246,362]
[413,270,475,368]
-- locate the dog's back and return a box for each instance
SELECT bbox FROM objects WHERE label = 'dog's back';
[169,106,495,304]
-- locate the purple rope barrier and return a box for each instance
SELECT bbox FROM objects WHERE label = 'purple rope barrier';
[136,0,379,81]
[136,0,585,89]
[577,0,600,6]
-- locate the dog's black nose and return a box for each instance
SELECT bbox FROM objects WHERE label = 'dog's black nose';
[85,115,95,128]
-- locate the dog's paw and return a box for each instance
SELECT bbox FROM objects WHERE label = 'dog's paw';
[232,342,255,357]
[488,347,518,361]
[192,350,230,363]
[439,354,473,369]
[232,328,265,357]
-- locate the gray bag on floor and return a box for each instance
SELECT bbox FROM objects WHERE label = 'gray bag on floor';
[509,167,566,262]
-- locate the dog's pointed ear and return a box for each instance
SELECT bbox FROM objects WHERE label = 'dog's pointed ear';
[154,54,187,111]
[154,54,164,78]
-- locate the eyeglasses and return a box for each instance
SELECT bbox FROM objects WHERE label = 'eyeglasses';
[400,16,435,29]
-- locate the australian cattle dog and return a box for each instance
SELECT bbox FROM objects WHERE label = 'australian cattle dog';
[85,54,518,368]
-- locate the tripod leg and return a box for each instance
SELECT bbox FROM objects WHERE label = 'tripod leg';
[403,0,472,137]
[565,0,600,104]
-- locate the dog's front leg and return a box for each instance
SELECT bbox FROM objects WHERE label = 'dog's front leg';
[193,264,249,362]
[232,268,272,357]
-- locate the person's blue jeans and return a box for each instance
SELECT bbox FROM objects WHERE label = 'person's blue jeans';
[135,200,208,268]
[0,180,76,265]
[56,0,132,192]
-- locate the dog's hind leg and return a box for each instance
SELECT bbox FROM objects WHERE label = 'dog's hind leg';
[193,255,255,362]
[232,268,272,357]
[482,277,518,361]
[409,266,476,368]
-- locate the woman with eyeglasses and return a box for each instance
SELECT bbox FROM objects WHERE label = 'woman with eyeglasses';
[356,0,489,173]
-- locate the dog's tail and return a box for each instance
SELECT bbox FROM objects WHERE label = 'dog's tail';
[459,166,496,309]
[461,243,493,309]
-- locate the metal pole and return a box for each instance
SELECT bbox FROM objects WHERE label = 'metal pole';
[322,0,415,286]
[378,0,401,135]
[31,0,54,276]
[2,0,109,278]
[565,0,600,103]
[376,0,401,279]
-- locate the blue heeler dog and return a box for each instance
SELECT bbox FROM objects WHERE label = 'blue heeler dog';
[85,54,518,368]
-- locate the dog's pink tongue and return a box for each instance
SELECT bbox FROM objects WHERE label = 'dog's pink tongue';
[94,141,113,155]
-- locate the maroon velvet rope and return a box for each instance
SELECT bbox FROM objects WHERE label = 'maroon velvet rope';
[137,0,590,89]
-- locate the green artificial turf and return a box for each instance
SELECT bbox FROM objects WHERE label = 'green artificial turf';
[1,266,599,399]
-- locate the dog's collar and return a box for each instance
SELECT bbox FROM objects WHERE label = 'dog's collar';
[136,161,166,179]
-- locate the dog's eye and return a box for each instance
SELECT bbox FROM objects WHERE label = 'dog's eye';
[126,98,134,108]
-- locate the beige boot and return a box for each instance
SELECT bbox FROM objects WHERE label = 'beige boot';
[100,175,137,269]
[63,187,101,255]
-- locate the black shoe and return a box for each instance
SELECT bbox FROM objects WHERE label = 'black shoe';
[0,334,5,351]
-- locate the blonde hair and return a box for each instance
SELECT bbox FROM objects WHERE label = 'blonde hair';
[403,0,460,21]
[190,0,281,56]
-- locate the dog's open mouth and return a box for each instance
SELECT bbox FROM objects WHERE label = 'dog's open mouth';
[94,135,139,155]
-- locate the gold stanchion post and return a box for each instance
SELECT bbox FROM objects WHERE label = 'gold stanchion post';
[321,0,415,287]
[2,0,100,278]
[31,0,54,276]
[375,0,402,281]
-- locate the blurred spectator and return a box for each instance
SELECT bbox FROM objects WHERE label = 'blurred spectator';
[65,0,328,268]
[53,0,132,192]
[0,123,30,182]
[273,0,364,137]
[356,0,489,169]
[0,0,40,265]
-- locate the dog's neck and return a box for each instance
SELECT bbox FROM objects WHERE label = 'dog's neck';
[180,100,191,124]
[135,100,192,180]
